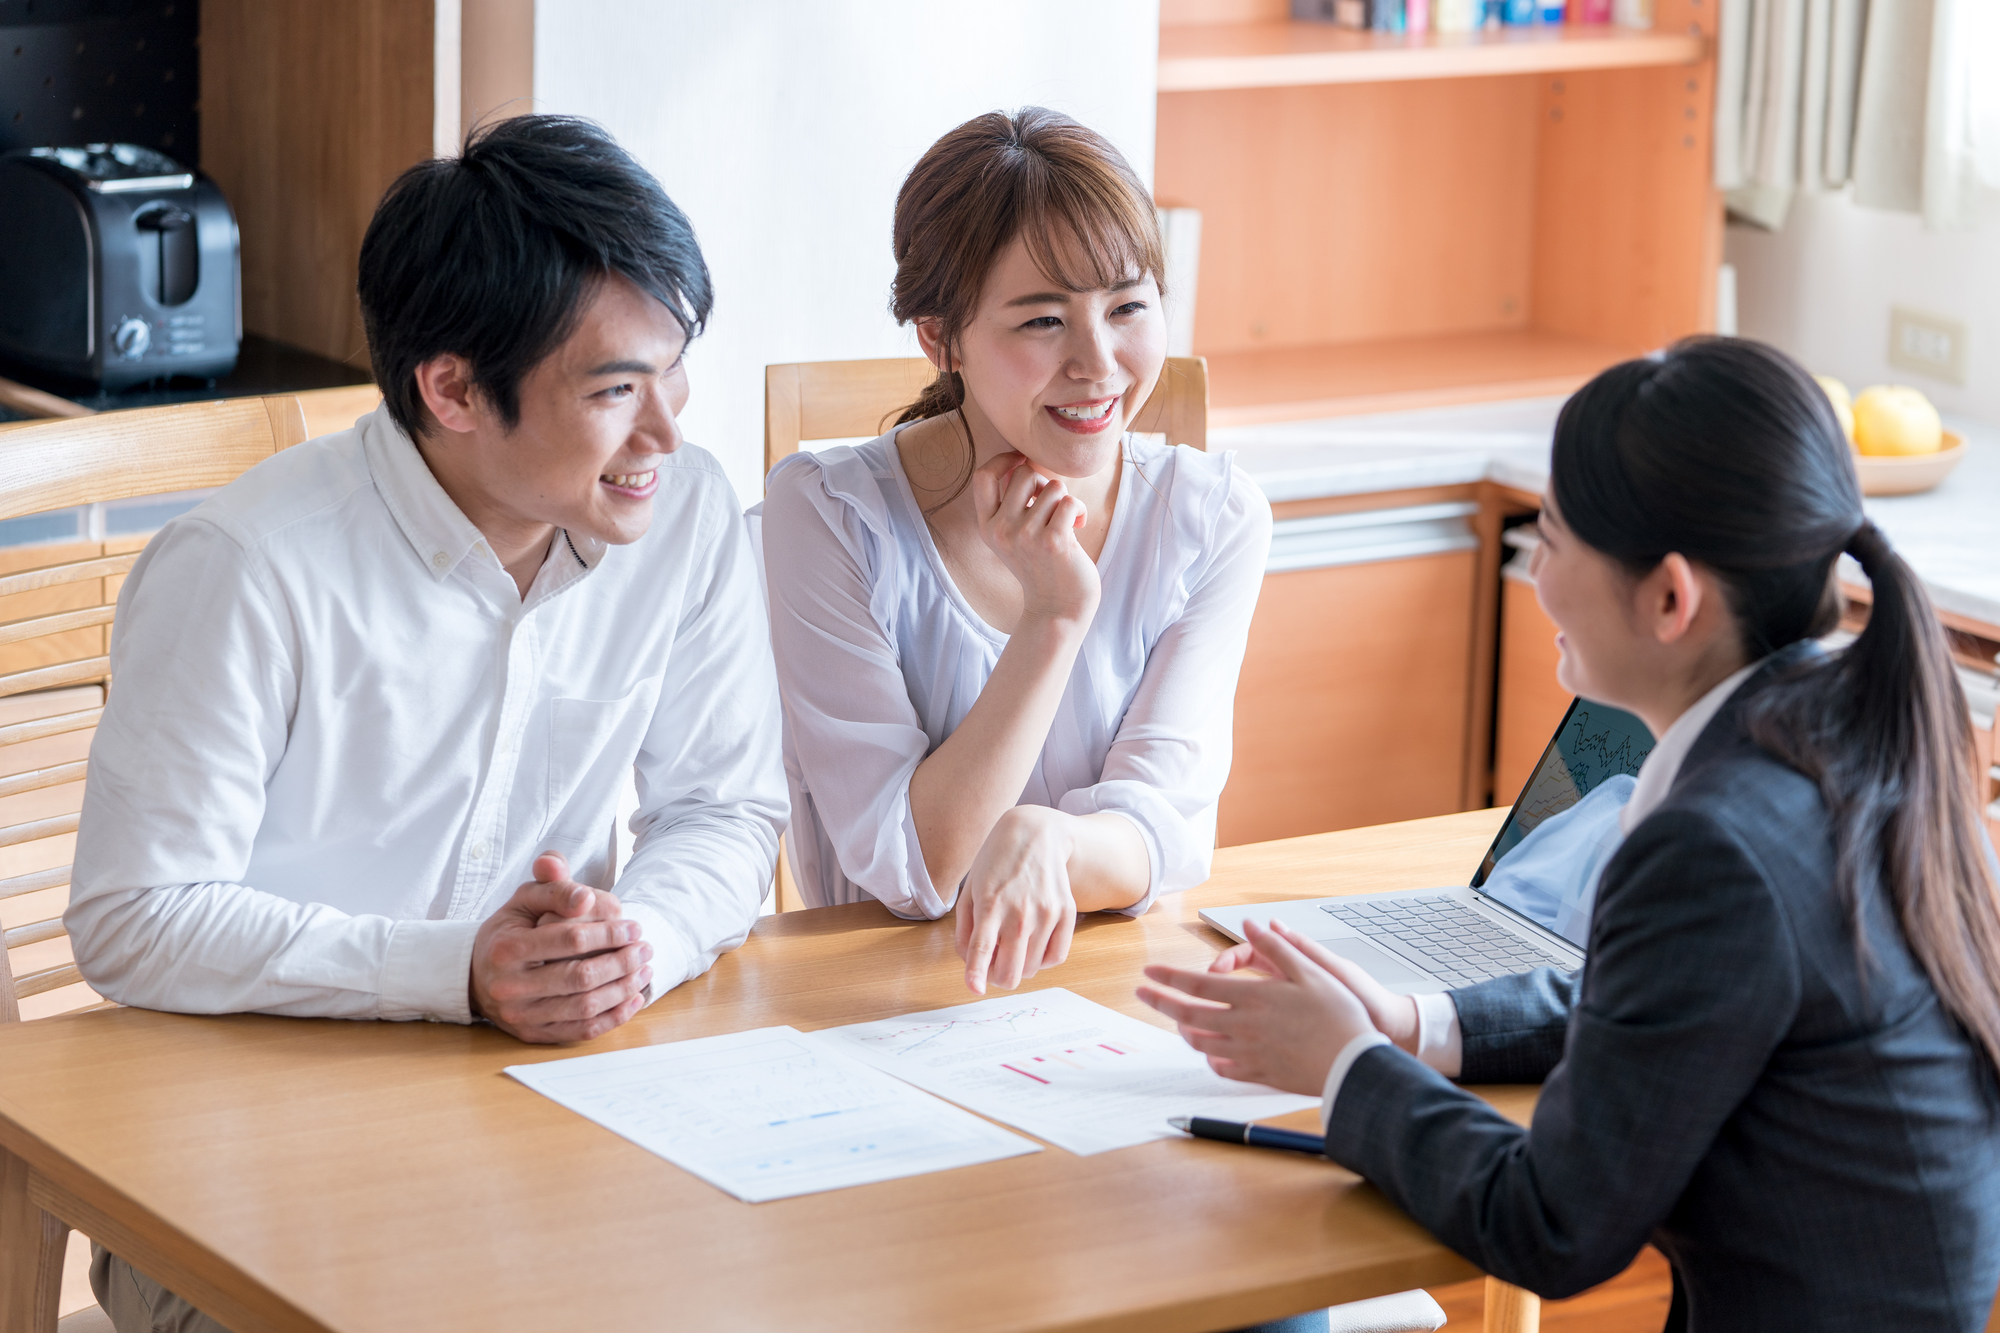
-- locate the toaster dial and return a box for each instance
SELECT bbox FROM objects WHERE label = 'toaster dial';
[113,317,152,360]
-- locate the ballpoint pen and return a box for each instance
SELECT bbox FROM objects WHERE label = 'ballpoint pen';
[1168,1115,1326,1157]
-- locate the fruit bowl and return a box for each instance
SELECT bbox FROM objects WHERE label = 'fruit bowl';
[1853,430,1966,496]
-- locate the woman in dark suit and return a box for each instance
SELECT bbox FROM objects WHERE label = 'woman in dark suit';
[1139,337,2000,1332]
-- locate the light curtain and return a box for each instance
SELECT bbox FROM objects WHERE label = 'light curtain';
[1714,0,2000,230]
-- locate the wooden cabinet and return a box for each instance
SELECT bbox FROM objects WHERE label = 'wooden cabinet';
[198,2,530,370]
[1219,488,1503,844]
[1155,0,1721,426]
[1161,0,1720,839]
[1221,546,1477,844]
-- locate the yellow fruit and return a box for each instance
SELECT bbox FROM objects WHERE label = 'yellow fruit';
[1852,385,1943,457]
[1814,375,1855,443]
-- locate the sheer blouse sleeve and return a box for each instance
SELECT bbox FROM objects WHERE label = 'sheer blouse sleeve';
[1056,456,1272,914]
[762,453,948,919]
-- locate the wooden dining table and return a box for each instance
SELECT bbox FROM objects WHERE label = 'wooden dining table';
[0,808,1544,1333]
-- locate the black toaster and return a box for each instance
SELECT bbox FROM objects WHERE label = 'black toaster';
[0,144,240,390]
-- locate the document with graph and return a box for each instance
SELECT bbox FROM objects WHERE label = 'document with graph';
[504,1026,1037,1203]
[819,989,1319,1156]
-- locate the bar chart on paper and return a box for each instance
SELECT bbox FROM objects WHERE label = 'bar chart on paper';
[821,989,1319,1155]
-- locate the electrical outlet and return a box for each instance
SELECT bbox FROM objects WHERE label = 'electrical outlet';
[1887,307,1967,386]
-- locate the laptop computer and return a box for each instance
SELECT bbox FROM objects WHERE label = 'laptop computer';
[1199,698,1655,993]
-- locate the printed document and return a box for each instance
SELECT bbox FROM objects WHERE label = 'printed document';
[505,1026,1037,1202]
[820,989,1318,1156]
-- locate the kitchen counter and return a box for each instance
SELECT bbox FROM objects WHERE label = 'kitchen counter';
[0,334,372,424]
[1219,397,2000,636]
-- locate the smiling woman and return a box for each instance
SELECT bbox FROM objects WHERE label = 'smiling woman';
[762,110,1266,1010]
[759,111,1335,1332]
[888,107,1168,496]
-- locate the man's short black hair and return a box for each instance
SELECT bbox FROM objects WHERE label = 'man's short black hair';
[357,115,712,440]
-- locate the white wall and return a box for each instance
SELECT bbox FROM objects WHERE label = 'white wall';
[1727,188,2000,425]
[531,1,1161,504]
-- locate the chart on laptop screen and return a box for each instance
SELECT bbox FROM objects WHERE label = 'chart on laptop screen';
[1488,702,1654,867]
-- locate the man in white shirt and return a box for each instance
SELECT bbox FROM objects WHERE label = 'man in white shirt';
[70,108,787,1333]
[71,117,782,1063]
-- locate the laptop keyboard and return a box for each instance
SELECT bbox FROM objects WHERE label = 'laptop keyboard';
[1320,894,1571,987]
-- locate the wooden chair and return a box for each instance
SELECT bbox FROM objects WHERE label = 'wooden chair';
[0,394,312,1333]
[0,377,381,446]
[758,356,1210,914]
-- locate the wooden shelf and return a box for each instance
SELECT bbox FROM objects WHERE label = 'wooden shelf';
[1158,21,1704,91]
[1202,329,1638,426]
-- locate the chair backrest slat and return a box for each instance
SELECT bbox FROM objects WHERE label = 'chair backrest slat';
[0,658,111,700]
[0,812,80,850]
[0,760,87,802]
[0,865,71,901]
[0,606,116,650]
[0,395,305,521]
[4,918,64,950]
[0,394,314,1022]
[13,961,80,999]
[763,356,1210,482]
[0,554,140,601]
[0,708,101,750]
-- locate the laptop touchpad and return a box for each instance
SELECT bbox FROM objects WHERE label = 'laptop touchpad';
[1313,935,1428,986]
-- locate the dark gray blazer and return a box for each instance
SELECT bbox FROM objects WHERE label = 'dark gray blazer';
[1326,659,2000,1332]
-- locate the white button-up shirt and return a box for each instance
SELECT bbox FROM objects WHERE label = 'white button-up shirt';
[68,404,786,1023]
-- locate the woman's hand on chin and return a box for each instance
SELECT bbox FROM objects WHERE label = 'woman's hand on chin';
[1136,920,1381,1096]
[971,450,1101,628]
[953,805,1080,994]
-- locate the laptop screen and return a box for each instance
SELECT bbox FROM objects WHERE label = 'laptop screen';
[1470,698,1655,946]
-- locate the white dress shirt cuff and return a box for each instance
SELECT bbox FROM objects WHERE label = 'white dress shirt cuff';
[618,901,696,1005]
[381,919,481,1024]
[1319,1029,1392,1130]
[1414,991,1464,1078]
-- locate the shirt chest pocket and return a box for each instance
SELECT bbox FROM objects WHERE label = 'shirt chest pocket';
[545,678,662,845]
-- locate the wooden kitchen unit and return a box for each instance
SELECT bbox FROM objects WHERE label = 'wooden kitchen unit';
[1155,0,1722,428]
[1220,481,1540,845]
[1165,0,1721,842]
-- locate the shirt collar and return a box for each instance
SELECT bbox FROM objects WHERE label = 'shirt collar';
[1618,657,1767,836]
[360,403,492,582]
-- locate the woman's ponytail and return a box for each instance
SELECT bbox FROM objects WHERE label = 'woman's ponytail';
[895,368,965,427]
[1755,520,2000,1070]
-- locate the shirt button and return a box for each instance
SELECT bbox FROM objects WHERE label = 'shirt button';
[432,551,449,569]
[468,840,488,861]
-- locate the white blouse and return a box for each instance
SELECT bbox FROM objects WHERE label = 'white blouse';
[761,425,1272,919]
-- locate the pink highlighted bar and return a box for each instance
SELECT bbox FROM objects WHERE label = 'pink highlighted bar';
[1002,1063,1051,1084]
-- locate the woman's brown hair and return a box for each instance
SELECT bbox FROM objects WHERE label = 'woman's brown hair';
[1552,336,2000,1072]
[888,107,1166,441]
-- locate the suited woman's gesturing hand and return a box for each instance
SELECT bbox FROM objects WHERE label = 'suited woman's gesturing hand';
[1209,923,1425,1055]
[1137,920,1384,1096]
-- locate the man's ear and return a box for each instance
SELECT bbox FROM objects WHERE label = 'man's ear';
[913,318,954,373]
[1648,552,1705,646]
[412,354,484,437]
